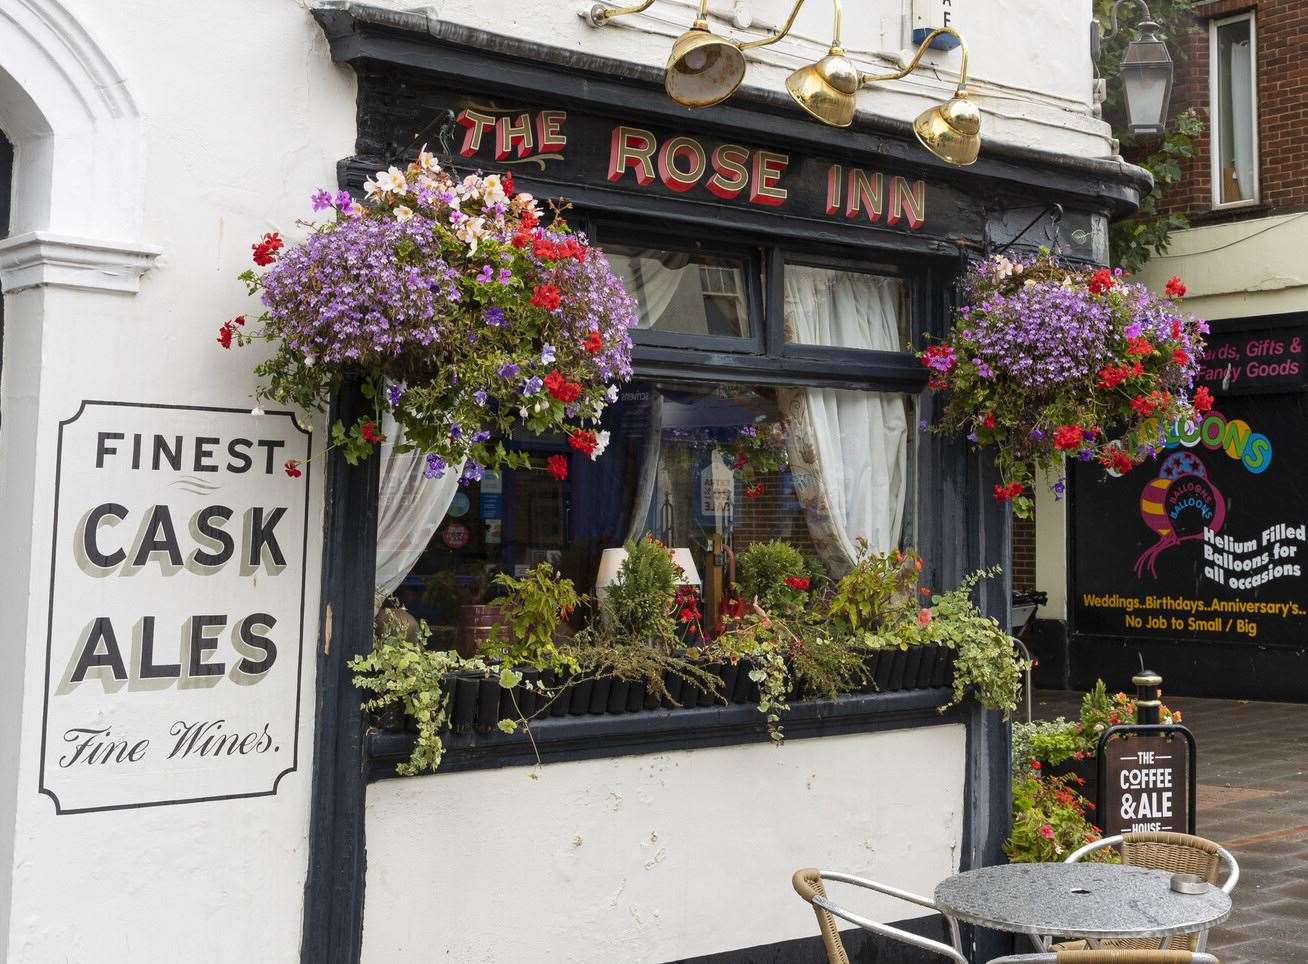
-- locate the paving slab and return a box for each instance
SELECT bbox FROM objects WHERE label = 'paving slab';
[1033,690,1308,961]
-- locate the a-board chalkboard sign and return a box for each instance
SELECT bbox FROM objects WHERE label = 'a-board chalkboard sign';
[1072,393,1308,647]
[1097,725,1196,836]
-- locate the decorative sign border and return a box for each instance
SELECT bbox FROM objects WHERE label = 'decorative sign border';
[38,401,312,815]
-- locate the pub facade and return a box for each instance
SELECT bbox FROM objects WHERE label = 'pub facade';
[0,1,1145,961]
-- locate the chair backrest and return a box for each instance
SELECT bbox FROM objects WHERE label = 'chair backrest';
[792,868,851,964]
[1120,832,1223,885]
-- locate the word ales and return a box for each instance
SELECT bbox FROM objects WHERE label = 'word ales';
[453,107,928,230]
[42,403,310,813]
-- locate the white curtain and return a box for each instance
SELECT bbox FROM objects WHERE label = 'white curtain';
[611,250,690,330]
[624,393,664,543]
[375,411,462,602]
[1229,39,1255,201]
[780,267,909,575]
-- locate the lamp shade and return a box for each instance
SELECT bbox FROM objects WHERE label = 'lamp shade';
[784,49,861,128]
[912,93,982,166]
[665,21,746,108]
[595,546,702,596]
[1119,21,1173,135]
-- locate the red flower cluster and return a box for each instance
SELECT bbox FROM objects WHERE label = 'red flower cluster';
[1096,362,1140,389]
[530,283,561,311]
[675,586,704,641]
[1193,386,1214,414]
[545,454,568,480]
[1172,348,1190,365]
[361,420,385,444]
[1126,337,1154,357]
[503,172,514,195]
[568,429,597,455]
[1087,268,1114,295]
[284,459,302,478]
[1100,447,1134,475]
[1165,276,1187,299]
[982,412,996,429]
[921,344,957,372]
[544,369,581,403]
[215,315,245,350]
[744,482,764,499]
[993,482,1025,502]
[731,450,747,471]
[251,232,283,266]
[583,329,603,354]
[1052,425,1084,451]
[533,235,587,263]
[783,576,810,591]
[1129,390,1171,417]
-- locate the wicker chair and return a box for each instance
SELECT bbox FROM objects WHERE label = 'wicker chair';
[991,953,1219,963]
[791,868,965,964]
[1052,832,1239,952]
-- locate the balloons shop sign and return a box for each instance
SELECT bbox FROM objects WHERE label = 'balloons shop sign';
[39,402,311,814]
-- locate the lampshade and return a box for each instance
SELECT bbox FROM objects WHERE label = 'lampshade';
[1119,20,1173,135]
[912,93,982,166]
[595,546,703,596]
[784,48,861,128]
[665,20,746,109]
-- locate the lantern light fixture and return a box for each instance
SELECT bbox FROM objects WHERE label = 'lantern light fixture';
[586,0,982,165]
[1100,0,1174,135]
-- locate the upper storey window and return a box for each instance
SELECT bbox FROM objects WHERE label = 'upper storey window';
[1210,13,1259,208]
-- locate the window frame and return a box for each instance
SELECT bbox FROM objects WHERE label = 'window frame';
[1208,11,1260,211]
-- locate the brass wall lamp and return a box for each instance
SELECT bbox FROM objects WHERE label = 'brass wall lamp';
[586,0,982,165]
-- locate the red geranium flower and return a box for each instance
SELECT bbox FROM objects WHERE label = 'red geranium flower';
[1097,365,1128,389]
[993,482,1025,502]
[544,369,581,403]
[546,454,568,480]
[361,420,385,444]
[1193,386,1214,414]
[531,284,561,311]
[1087,268,1114,295]
[232,315,246,327]
[503,172,514,195]
[251,231,284,266]
[1053,425,1084,451]
[583,329,603,353]
[982,412,996,429]
[520,208,539,230]
[284,459,302,478]
[744,482,764,499]
[918,608,932,627]
[533,237,559,261]
[568,429,597,456]
[732,450,747,471]
[1101,448,1134,475]
[783,576,810,591]
[1172,348,1190,365]
[1170,320,1182,340]
[1038,824,1056,840]
[1127,337,1154,356]
[216,321,234,350]
[1029,758,1042,770]
[510,230,530,249]
[1165,276,1187,298]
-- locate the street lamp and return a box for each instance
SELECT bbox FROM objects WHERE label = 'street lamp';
[1101,0,1174,135]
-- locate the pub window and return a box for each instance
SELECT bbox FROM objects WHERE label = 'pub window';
[376,227,921,645]
[1210,12,1258,208]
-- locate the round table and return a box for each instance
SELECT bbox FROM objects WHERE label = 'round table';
[934,863,1231,945]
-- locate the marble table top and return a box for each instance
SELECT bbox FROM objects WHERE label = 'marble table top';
[933,863,1231,939]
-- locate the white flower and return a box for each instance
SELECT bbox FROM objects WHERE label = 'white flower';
[482,174,508,207]
[304,354,316,367]
[519,407,529,418]
[417,149,441,174]
[533,399,548,414]
[251,405,265,417]
[375,166,408,194]
[604,385,620,403]
[590,431,611,461]
[393,205,415,223]
[363,178,382,198]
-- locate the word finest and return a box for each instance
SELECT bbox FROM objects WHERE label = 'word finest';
[57,720,277,768]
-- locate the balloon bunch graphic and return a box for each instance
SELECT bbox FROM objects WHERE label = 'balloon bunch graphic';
[1134,451,1226,578]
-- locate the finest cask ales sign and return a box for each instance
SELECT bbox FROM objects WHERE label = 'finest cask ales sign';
[40,402,311,814]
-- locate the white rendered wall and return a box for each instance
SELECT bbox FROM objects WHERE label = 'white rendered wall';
[351,0,1111,158]
[361,725,967,962]
[0,1,355,960]
[1137,214,1308,321]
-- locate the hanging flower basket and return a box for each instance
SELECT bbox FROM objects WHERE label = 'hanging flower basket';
[919,252,1209,517]
[218,152,638,482]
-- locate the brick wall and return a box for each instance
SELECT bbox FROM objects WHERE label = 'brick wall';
[1012,509,1037,593]
[1160,0,1308,220]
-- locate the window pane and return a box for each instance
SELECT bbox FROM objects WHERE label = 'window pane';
[386,381,915,640]
[604,244,751,338]
[783,264,909,350]
[1216,18,1256,204]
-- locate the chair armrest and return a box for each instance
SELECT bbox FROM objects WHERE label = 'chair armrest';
[819,871,939,912]
[1064,834,1123,864]
[1217,844,1240,894]
[813,896,968,964]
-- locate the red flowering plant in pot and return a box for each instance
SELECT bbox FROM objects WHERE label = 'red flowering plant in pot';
[918,251,1208,518]
[218,152,637,482]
